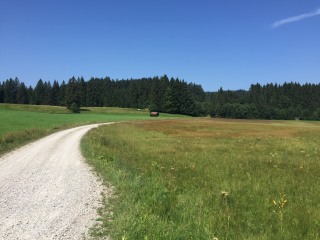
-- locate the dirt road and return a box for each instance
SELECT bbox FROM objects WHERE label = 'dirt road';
[0,124,112,239]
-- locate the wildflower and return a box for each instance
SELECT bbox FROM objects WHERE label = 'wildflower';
[220,191,229,199]
[270,152,278,158]
[272,193,287,212]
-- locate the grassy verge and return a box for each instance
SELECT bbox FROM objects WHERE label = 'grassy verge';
[81,119,320,240]
[0,103,71,113]
[0,104,185,155]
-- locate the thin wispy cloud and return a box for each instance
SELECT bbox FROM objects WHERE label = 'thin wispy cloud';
[272,8,320,28]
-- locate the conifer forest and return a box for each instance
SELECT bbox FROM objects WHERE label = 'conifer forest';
[0,75,319,120]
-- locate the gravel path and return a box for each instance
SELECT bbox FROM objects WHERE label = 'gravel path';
[0,123,112,240]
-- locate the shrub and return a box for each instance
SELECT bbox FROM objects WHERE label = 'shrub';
[69,102,80,113]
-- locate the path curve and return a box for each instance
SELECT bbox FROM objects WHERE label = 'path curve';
[0,123,112,239]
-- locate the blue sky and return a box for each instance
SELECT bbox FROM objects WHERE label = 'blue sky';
[0,0,319,91]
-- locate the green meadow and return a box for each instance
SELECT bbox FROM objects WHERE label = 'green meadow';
[1,104,320,239]
[82,119,320,240]
[0,104,182,155]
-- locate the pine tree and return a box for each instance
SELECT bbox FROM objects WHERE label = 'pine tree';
[27,86,35,105]
[0,82,4,103]
[150,76,168,112]
[58,80,66,106]
[3,78,19,103]
[43,81,52,105]
[50,80,60,106]
[17,82,29,104]
[34,79,45,105]
[86,78,102,107]
[65,77,81,108]
[78,77,87,107]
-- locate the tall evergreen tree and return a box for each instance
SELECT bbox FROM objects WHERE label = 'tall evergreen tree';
[34,79,45,105]
[50,80,60,106]
[3,78,19,103]
[42,81,52,105]
[58,80,66,106]
[0,82,4,103]
[17,82,29,104]
[86,78,103,107]
[65,77,81,108]
[27,86,35,104]
[78,77,87,107]
[150,76,168,112]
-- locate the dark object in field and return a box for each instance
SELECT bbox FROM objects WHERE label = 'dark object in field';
[150,112,159,117]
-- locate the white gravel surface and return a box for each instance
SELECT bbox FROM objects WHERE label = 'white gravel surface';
[0,123,112,240]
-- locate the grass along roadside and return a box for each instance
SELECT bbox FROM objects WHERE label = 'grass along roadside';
[81,119,320,239]
[0,104,185,156]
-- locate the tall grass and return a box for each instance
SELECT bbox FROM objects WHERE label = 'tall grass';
[0,128,55,154]
[82,119,320,239]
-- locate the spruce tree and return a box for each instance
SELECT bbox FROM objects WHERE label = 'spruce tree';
[0,82,4,103]
[34,79,45,105]
[17,82,29,104]
[51,80,60,106]
[65,77,81,108]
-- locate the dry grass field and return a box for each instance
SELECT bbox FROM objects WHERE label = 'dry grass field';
[82,118,320,240]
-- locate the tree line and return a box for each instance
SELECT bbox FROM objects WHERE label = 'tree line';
[207,83,320,120]
[0,75,205,116]
[0,76,319,120]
